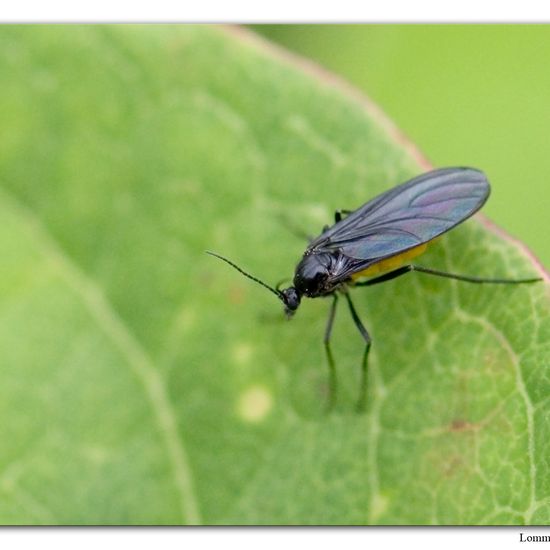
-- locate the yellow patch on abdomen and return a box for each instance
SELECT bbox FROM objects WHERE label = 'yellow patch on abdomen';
[350,242,429,280]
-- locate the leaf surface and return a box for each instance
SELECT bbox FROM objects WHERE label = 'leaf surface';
[0,25,548,525]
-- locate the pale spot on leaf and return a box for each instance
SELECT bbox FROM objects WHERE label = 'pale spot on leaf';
[238,385,272,423]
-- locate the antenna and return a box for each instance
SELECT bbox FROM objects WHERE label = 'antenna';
[206,251,284,301]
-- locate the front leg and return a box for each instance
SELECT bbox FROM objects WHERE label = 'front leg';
[343,292,372,412]
[323,294,339,411]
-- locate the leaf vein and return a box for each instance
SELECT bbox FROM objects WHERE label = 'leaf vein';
[0,189,202,525]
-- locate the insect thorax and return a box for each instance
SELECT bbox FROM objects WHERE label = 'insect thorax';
[293,251,350,297]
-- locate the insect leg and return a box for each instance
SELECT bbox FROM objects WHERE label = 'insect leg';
[355,264,542,287]
[343,292,372,412]
[324,293,339,410]
[334,209,352,223]
[354,266,412,287]
[409,265,542,284]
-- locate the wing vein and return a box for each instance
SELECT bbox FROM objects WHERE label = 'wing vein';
[308,167,489,261]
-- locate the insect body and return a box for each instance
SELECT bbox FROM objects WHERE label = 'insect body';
[208,167,541,411]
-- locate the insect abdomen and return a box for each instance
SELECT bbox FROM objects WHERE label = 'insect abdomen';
[350,242,429,280]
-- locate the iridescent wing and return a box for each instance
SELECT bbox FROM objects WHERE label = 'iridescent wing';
[308,167,490,261]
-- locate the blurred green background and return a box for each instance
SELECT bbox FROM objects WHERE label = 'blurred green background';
[252,25,550,270]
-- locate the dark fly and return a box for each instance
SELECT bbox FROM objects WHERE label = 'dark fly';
[207,167,542,411]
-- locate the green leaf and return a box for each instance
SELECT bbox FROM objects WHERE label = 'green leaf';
[0,25,549,525]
